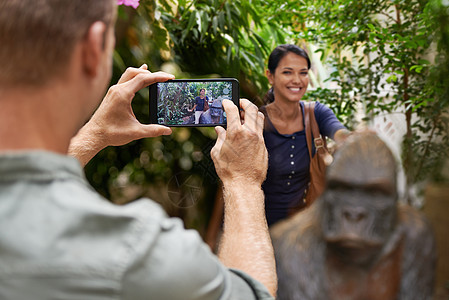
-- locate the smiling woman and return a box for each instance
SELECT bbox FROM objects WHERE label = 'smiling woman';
[259,44,349,227]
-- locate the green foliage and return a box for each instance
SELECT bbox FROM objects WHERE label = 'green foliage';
[86,0,449,229]
[295,0,449,200]
[133,0,288,91]
[87,0,292,231]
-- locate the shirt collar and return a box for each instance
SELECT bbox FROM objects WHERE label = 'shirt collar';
[0,151,85,183]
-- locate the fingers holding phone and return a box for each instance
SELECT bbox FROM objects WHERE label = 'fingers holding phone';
[238,98,264,134]
[149,79,239,127]
[211,99,268,187]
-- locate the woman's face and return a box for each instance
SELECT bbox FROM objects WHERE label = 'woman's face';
[267,52,309,104]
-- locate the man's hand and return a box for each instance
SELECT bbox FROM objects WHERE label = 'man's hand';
[69,65,174,166]
[211,98,268,187]
[211,99,277,297]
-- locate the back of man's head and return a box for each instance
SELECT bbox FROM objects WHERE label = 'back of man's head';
[0,0,116,87]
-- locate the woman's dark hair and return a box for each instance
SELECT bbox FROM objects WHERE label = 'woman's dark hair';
[263,44,311,104]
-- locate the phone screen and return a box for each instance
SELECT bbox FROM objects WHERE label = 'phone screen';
[149,79,239,127]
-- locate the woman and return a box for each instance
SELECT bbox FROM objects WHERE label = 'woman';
[190,88,209,124]
[260,44,349,226]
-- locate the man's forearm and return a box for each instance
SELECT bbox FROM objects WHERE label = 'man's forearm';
[68,123,106,167]
[218,183,277,297]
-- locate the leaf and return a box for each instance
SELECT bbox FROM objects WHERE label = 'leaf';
[212,15,218,36]
[195,11,202,33]
[418,59,430,65]
[225,2,232,29]
[410,65,424,73]
[240,51,257,70]
[182,13,197,41]
[386,74,398,83]
[367,23,376,32]
[113,50,127,71]
[218,11,226,31]
[405,40,418,49]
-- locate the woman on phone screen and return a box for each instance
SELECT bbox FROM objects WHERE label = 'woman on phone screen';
[260,44,350,227]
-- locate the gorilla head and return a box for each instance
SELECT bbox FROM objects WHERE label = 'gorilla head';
[320,132,398,266]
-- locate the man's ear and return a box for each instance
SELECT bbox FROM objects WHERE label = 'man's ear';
[82,21,107,77]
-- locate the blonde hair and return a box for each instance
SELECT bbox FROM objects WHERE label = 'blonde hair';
[0,0,116,86]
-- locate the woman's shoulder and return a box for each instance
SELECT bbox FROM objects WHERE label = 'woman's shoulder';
[307,100,333,116]
[300,100,327,113]
[301,100,326,108]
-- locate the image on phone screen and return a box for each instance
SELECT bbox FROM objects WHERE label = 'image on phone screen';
[149,79,239,127]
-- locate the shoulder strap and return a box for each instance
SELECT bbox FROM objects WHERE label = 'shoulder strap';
[303,102,313,160]
[310,103,320,140]
[304,102,327,159]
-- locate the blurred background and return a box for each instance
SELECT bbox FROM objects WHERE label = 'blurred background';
[86,0,449,296]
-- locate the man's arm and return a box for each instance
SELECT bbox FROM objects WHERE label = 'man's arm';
[68,65,173,166]
[211,99,277,297]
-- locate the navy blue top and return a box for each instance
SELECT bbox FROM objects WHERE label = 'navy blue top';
[195,96,208,111]
[261,101,346,226]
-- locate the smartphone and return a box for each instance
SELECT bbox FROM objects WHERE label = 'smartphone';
[149,78,239,127]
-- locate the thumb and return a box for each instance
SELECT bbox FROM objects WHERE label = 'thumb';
[140,124,172,137]
[214,126,226,148]
[211,126,226,160]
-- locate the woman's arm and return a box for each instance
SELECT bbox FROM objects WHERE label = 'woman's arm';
[334,128,352,144]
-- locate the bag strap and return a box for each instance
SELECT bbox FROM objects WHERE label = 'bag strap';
[303,102,327,158]
[303,102,314,161]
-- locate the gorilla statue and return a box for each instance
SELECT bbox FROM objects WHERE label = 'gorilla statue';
[271,132,436,300]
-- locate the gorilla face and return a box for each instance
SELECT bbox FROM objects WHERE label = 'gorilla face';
[321,132,398,266]
[320,180,398,266]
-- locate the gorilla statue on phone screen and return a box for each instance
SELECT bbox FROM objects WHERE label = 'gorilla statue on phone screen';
[271,132,436,300]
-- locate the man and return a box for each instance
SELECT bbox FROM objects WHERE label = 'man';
[0,1,276,299]
[191,88,209,124]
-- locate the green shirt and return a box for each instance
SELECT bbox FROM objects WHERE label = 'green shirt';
[0,151,273,300]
